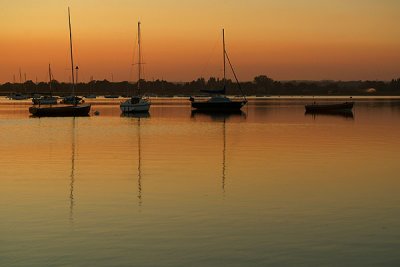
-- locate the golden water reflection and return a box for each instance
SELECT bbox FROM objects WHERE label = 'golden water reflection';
[0,99,400,266]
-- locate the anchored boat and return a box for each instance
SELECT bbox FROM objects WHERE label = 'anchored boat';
[32,64,58,105]
[29,7,90,117]
[120,21,150,114]
[305,101,354,113]
[190,29,247,113]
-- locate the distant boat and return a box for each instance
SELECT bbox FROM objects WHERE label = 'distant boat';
[84,94,97,99]
[84,78,97,98]
[8,93,29,100]
[32,64,58,105]
[61,95,84,104]
[305,101,354,113]
[32,95,58,105]
[29,7,90,117]
[120,21,151,113]
[9,69,29,100]
[190,29,247,112]
[104,95,120,99]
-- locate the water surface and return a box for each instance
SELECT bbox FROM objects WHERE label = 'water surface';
[1,98,400,266]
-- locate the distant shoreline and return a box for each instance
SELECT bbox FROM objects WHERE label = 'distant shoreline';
[1,95,399,106]
[1,76,399,96]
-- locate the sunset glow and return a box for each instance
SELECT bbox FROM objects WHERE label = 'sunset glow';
[1,0,399,83]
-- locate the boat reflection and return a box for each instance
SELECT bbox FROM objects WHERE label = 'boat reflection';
[120,112,150,119]
[190,110,247,121]
[190,111,237,194]
[305,110,354,119]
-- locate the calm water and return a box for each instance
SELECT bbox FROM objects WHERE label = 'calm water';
[1,98,400,266]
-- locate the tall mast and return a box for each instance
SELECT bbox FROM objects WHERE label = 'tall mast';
[137,21,141,96]
[48,64,52,92]
[76,66,79,84]
[68,7,75,98]
[222,29,226,94]
[24,73,27,93]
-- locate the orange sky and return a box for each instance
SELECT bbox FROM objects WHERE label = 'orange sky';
[1,0,399,83]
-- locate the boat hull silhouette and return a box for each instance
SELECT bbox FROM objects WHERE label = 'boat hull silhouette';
[191,98,247,112]
[29,104,91,117]
[305,102,354,113]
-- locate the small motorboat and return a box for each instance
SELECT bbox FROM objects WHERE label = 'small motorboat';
[305,101,354,113]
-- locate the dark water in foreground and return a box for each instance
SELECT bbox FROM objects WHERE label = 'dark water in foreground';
[1,98,400,266]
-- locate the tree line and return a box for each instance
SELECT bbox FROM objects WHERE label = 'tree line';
[0,75,399,96]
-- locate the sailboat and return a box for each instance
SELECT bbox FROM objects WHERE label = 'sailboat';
[29,7,91,117]
[32,64,58,105]
[120,21,151,113]
[190,29,247,112]
[84,77,97,99]
[9,69,29,100]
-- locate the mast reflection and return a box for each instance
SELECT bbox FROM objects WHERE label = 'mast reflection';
[137,117,142,206]
[70,117,76,222]
[190,111,246,193]
[122,112,150,206]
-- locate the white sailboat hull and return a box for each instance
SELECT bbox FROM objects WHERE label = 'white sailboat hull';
[32,97,58,105]
[120,99,150,113]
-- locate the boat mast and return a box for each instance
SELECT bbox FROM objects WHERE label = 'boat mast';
[225,47,247,101]
[137,21,141,96]
[24,73,27,93]
[68,7,76,99]
[48,64,52,93]
[222,29,226,94]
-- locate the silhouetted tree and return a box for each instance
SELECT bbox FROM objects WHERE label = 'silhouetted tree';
[390,78,400,91]
[254,75,274,95]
